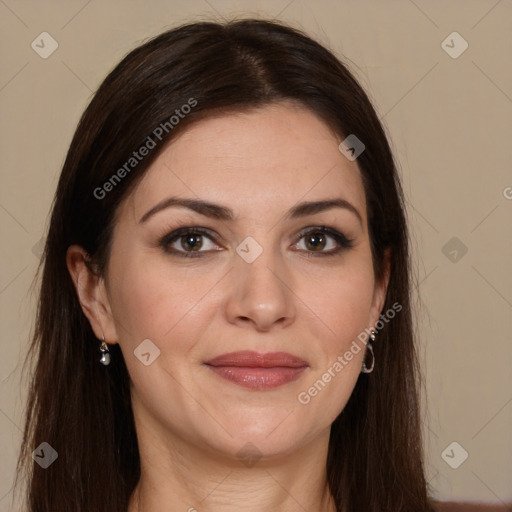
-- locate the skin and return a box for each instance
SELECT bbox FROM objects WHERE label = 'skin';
[67,101,390,512]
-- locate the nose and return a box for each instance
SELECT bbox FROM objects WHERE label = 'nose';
[224,243,296,332]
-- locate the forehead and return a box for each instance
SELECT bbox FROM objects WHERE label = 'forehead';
[126,102,367,224]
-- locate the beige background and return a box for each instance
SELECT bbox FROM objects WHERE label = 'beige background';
[1,0,511,509]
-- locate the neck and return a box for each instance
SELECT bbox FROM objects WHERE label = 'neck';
[127,416,337,512]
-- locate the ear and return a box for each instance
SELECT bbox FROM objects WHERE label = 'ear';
[66,245,119,344]
[368,247,391,329]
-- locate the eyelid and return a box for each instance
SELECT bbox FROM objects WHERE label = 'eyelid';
[159,224,354,257]
[159,226,221,256]
[294,225,354,247]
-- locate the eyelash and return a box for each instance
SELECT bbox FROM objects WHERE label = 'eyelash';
[159,226,355,259]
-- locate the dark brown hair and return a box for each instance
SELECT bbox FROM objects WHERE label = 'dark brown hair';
[16,18,434,512]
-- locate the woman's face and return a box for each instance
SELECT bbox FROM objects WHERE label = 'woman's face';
[94,102,388,461]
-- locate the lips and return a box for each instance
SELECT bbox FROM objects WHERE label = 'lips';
[205,351,309,368]
[204,351,309,390]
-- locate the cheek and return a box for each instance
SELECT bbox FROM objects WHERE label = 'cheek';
[312,258,375,345]
[108,266,162,343]
[107,254,212,416]
[108,248,220,354]
[298,255,374,408]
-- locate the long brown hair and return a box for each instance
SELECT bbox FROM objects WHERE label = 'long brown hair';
[16,18,434,511]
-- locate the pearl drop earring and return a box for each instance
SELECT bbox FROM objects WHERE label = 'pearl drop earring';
[99,336,111,366]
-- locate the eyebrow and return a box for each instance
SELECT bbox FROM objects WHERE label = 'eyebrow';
[139,196,363,226]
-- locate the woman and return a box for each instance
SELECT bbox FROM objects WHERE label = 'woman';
[16,18,435,511]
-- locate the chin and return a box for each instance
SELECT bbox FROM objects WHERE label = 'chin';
[200,414,316,462]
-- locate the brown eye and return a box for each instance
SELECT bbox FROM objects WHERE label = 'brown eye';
[180,234,203,251]
[160,227,220,258]
[303,231,328,251]
[294,226,354,256]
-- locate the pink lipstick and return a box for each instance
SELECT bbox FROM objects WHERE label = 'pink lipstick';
[204,351,309,390]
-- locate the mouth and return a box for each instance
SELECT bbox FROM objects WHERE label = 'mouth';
[203,351,309,390]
